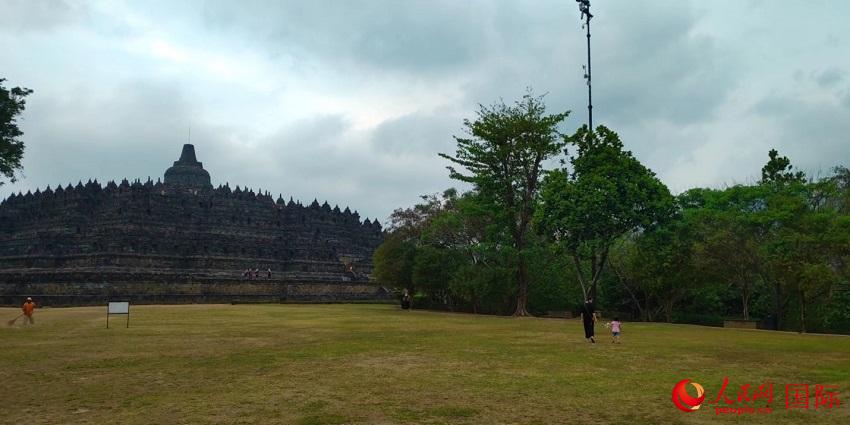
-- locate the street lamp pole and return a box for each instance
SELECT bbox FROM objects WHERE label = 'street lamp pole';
[577,0,593,131]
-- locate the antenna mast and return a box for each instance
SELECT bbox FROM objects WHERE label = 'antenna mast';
[577,0,593,131]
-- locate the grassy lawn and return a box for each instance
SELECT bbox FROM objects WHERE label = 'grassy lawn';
[1,304,848,424]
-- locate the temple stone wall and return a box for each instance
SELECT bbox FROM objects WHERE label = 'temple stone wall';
[0,144,387,305]
[0,281,389,306]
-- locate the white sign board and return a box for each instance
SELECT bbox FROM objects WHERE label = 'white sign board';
[108,302,130,314]
[107,302,130,328]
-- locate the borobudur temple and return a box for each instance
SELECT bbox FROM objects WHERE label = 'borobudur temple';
[0,144,387,305]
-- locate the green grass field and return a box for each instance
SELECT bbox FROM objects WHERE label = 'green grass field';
[1,304,848,424]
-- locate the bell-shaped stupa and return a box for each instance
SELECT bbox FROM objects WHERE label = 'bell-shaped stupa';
[163,144,212,190]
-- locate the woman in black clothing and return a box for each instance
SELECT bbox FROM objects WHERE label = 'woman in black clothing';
[581,298,597,343]
[401,289,411,310]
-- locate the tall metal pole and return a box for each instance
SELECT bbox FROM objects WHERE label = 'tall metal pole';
[577,0,593,131]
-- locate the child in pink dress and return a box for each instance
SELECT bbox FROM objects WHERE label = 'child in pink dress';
[610,318,622,344]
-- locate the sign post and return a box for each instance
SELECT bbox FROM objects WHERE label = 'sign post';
[107,301,130,328]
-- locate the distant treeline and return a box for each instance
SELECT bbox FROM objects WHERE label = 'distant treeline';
[373,94,850,334]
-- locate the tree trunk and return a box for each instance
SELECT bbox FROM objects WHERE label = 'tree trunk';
[588,248,609,301]
[572,254,589,301]
[648,305,663,322]
[589,254,598,301]
[773,279,784,330]
[664,299,673,323]
[799,289,806,333]
[611,261,645,321]
[513,259,530,316]
[512,207,532,317]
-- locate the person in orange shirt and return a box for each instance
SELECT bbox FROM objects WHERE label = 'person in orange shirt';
[21,297,35,325]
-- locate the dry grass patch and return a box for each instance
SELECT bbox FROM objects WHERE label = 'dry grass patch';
[1,304,848,424]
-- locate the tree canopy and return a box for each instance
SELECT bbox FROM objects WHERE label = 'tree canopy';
[373,94,849,334]
[439,92,569,316]
[536,125,675,301]
[0,78,33,186]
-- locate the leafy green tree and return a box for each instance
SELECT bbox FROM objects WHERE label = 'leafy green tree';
[689,185,768,320]
[537,125,675,302]
[761,148,805,185]
[755,150,811,330]
[0,78,33,185]
[417,189,518,313]
[412,245,463,305]
[440,93,569,316]
[386,189,457,240]
[608,236,655,321]
[826,166,850,214]
[759,175,848,332]
[608,216,699,323]
[527,240,581,315]
[374,189,461,300]
[372,233,416,293]
[765,206,841,332]
[450,260,516,314]
[638,223,700,323]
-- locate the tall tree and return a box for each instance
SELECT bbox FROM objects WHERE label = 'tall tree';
[373,189,459,299]
[694,214,761,319]
[537,125,675,302]
[609,197,703,323]
[761,148,805,185]
[372,233,416,294]
[758,149,812,330]
[0,78,33,186]
[764,198,841,333]
[440,93,568,316]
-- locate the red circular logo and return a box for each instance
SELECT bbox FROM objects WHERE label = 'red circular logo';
[672,379,705,412]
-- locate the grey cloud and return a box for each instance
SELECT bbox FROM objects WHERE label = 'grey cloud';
[751,93,850,176]
[3,0,850,222]
[0,80,200,196]
[0,0,87,32]
[826,34,840,47]
[369,110,461,155]
[812,68,846,88]
[0,74,453,222]
[190,114,452,222]
[593,1,732,127]
[198,0,491,74]
[752,96,790,116]
[458,0,732,143]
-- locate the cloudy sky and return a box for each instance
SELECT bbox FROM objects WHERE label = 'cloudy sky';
[2,0,849,223]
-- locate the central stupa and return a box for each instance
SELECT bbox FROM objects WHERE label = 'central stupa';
[163,144,212,190]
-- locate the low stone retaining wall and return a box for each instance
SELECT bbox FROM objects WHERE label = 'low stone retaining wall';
[723,319,759,329]
[0,280,391,306]
[545,310,574,319]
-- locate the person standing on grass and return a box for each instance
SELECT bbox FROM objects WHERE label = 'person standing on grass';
[401,289,411,310]
[609,317,622,344]
[581,298,596,343]
[21,297,35,325]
